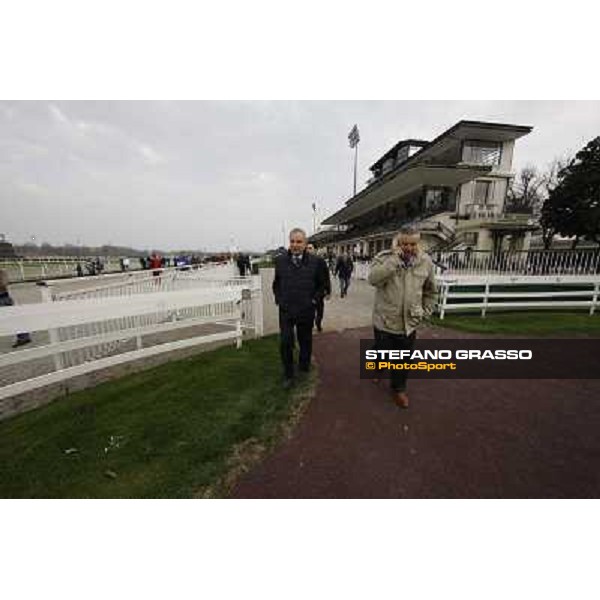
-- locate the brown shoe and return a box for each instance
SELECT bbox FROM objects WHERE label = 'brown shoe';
[393,391,409,409]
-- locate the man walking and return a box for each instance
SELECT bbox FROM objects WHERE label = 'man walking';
[273,229,327,388]
[306,243,331,332]
[335,253,354,297]
[367,226,437,409]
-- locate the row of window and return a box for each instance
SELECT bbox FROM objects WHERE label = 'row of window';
[462,140,502,166]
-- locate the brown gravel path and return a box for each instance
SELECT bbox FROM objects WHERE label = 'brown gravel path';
[233,326,600,498]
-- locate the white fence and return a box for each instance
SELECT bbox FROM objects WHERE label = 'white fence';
[0,257,128,283]
[433,248,600,276]
[0,263,262,402]
[438,275,600,319]
[351,249,600,280]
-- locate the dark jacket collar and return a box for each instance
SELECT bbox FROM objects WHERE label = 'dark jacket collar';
[287,249,308,265]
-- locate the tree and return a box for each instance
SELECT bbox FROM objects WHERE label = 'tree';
[506,165,544,214]
[540,137,600,249]
[539,157,569,249]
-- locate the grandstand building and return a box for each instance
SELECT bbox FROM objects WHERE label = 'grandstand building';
[311,120,536,257]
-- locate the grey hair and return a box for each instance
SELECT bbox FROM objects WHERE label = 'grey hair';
[392,225,421,248]
[289,227,307,240]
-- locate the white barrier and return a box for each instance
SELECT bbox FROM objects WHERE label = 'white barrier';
[0,286,244,400]
[438,275,600,319]
[0,264,264,402]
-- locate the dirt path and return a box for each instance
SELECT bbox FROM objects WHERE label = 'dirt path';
[233,325,600,498]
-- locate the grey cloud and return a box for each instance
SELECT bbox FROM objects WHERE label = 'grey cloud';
[2,100,600,251]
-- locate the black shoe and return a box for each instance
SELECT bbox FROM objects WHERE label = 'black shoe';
[282,378,294,390]
[316,324,323,332]
[298,365,311,376]
[12,338,31,348]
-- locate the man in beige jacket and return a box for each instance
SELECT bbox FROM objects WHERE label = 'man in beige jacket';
[367,226,437,408]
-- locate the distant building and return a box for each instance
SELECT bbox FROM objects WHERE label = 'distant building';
[0,234,17,259]
[311,120,536,256]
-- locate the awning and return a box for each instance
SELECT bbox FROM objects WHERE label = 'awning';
[323,164,492,225]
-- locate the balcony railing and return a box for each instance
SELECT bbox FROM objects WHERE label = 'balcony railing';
[466,204,500,220]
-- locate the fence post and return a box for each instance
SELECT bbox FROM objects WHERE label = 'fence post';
[40,284,64,371]
[251,274,264,337]
[19,261,25,282]
[439,281,448,320]
[482,280,490,318]
[236,319,242,349]
[591,282,599,316]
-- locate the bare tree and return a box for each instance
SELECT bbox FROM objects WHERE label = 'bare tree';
[506,165,544,214]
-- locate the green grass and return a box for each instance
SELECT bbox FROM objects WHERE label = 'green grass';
[0,336,313,498]
[433,311,600,336]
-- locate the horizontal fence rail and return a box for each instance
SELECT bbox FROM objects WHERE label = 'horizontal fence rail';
[351,249,600,280]
[0,265,263,405]
[437,275,600,319]
[0,257,235,283]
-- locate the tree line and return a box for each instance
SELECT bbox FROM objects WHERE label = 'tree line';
[14,243,158,258]
[506,136,600,249]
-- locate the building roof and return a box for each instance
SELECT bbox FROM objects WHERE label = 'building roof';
[369,139,429,171]
[323,164,492,225]
[323,120,533,226]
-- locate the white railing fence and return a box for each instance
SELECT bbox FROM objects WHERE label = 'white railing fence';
[433,248,600,276]
[437,275,600,319]
[0,257,237,283]
[0,266,263,404]
[351,249,600,280]
[0,257,128,283]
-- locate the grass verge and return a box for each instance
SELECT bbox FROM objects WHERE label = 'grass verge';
[0,335,316,498]
[432,311,600,336]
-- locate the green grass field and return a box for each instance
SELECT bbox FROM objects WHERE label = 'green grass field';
[0,335,314,498]
[433,311,600,335]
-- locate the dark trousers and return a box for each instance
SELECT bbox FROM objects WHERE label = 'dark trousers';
[314,297,325,329]
[279,309,314,379]
[339,276,351,297]
[374,327,416,392]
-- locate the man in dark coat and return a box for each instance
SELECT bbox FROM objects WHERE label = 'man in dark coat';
[335,253,354,297]
[273,228,327,388]
[306,243,331,332]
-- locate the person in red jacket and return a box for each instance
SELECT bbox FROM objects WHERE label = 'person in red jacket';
[149,252,162,284]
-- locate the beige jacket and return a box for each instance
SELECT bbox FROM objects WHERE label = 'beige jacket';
[367,249,438,335]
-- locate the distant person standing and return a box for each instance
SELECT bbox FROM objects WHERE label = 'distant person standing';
[149,252,162,282]
[273,228,328,388]
[0,268,32,348]
[236,253,247,277]
[335,253,354,298]
[306,243,331,332]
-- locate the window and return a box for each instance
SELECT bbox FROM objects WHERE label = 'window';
[462,141,501,166]
[463,232,478,246]
[425,187,445,211]
[382,157,395,173]
[474,180,493,204]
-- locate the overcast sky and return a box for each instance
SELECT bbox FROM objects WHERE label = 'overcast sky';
[2,100,599,252]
